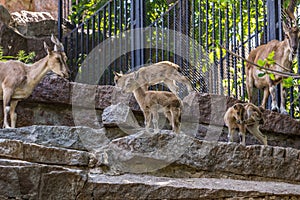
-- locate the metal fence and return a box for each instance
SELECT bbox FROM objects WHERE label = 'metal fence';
[61,0,300,118]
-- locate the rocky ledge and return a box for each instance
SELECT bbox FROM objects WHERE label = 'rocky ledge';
[0,74,298,149]
[0,125,300,199]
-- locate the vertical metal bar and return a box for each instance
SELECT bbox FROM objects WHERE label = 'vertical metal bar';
[58,0,63,40]
[173,5,177,64]
[119,0,123,71]
[219,7,224,95]
[199,0,202,75]
[92,15,96,84]
[256,0,262,105]
[225,5,230,97]
[267,0,280,110]
[205,0,209,59]
[86,20,90,54]
[108,2,112,84]
[161,17,164,61]
[247,0,251,54]
[150,27,153,63]
[192,0,195,88]
[86,20,90,83]
[255,0,259,46]
[75,28,79,69]
[218,8,224,95]
[185,0,189,74]
[179,0,183,67]
[167,11,170,61]
[125,1,129,70]
[240,0,246,100]
[97,12,101,45]
[155,22,159,62]
[92,15,96,49]
[103,6,107,84]
[113,0,117,76]
[298,50,300,118]
[233,3,237,98]
[205,0,209,92]
[212,2,216,94]
[263,0,268,44]
[80,24,84,65]
[103,7,107,40]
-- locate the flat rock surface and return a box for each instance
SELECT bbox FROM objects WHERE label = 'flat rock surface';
[0,125,299,199]
[88,174,300,197]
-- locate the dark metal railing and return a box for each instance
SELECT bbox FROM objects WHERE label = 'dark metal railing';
[63,0,131,83]
[59,0,300,118]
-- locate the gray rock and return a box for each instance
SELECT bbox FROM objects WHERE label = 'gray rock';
[0,4,12,25]
[11,10,57,37]
[0,125,109,152]
[97,130,300,183]
[0,125,300,199]
[102,102,140,130]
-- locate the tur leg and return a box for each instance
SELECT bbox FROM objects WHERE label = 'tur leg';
[10,100,19,128]
[246,73,254,103]
[261,87,270,109]
[151,109,159,133]
[2,88,14,128]
[228,128,235,143]
[163,108,172,126]
[144,110,151,131]
[269,85,279,112]
[238,124,246,146]
[171,108,181,134]
[247,123,268,146]
[280,84,288,115]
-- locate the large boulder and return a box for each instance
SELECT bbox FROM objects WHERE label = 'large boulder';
[11,10,57,37]
[0,4,12,25]
[0,0,58,19]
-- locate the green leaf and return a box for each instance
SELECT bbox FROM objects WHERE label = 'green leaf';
[258,72,266,77]
[283,77,294,88]
[267,51,275,60]
[257,59,266,67]
[269,73,276,80]
[267,60,275,65]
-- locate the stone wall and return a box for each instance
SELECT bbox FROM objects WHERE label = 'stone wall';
[0,76,300,198]
[0,0,58,19]
[7,74,300,149]
[0,5,59,59]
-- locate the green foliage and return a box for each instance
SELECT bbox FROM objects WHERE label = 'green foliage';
[145,0,171,24]
[0,46,35,64]
[69,0,106,24]
[283,77,294,88]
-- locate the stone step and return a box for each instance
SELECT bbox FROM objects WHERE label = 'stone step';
[1,126,300,184]
[96,130,300,184]
[0,139,95,167]
[0,160,299,199]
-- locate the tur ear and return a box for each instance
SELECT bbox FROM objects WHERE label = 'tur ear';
[51,34,59,44]
[113,71,122,77]
[44,42,50,54]
[134,71,139,79]
[282,22,290,34]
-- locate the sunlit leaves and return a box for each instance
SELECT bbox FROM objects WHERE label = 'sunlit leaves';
[257,59,266,67]
[269,73,276,81]
[0,46,35,64]
[283,77,294,88]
